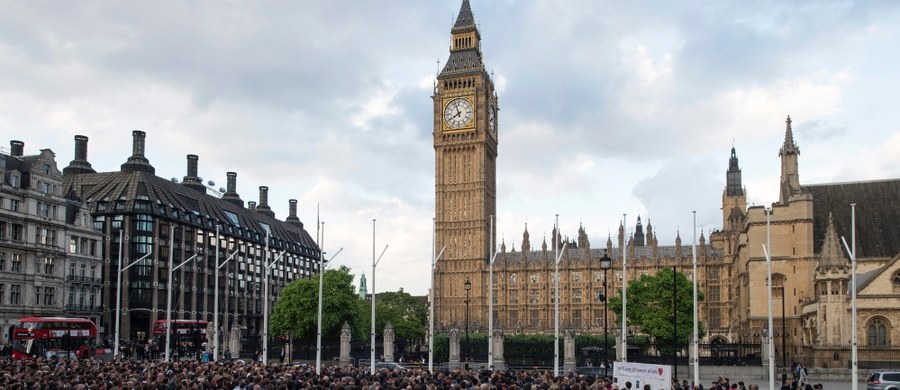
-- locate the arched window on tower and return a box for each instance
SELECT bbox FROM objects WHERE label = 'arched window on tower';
[867,317,891,346]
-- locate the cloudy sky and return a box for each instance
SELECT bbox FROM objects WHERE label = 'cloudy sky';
[2,1,899,296]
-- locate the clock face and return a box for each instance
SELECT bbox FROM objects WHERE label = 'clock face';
[488,105,496,136]
[444,98,473,129]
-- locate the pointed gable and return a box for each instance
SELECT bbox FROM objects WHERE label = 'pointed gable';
[818,213,848,269]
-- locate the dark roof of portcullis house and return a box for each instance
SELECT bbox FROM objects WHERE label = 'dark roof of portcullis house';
[61,131,319,255]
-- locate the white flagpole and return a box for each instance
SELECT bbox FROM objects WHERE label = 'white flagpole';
[554,214,560,377]
[851,203,858,390]
[841,204,858,390]
[488,215,494,369]
[692,211,699,385]
[622,213,628,362]
[764,207,775,390]
[429,218,444,373]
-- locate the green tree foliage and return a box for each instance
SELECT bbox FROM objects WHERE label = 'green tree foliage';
[355,291,429,345]
[608,267,705,350]
[270,266,360,340]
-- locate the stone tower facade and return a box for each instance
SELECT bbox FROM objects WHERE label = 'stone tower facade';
[433,0,499,328]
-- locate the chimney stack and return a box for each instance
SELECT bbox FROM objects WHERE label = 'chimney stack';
[222,172,245,207]
[255,186,275,218]
[286,199,302,228]
[181,154,206,193]
[64,135,97,175]
[10,140,24,157]
[248,201,257,210]
[120,130,155,174]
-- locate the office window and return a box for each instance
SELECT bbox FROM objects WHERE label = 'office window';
[36,228,49,245]
[35,286,42,305]
[11,285,21,305]
[572,272,582,283]
[529,289,539,304]
[11,254,22,273]
[0,284,4,303]
[70,237,78,253]
[9,199,19,212]
[43,257,54,275]
[0,253,4,271]
[44,287,56,306]
[11,224,22,241]
[509,290,519,304]
[573,288,583,304]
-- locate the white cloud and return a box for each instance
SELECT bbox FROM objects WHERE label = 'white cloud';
[1,1,898,296]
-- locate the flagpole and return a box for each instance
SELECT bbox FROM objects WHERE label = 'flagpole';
[764,207,775,390]
[622,213,628,362]
[488,215,494,369]
[841,204,858,390]
[554,214,560,377]
[692,211,699,385]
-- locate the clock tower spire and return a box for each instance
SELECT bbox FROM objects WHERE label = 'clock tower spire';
[433,0,498,329]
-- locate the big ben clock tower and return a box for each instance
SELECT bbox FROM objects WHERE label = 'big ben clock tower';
[433,0,498,329]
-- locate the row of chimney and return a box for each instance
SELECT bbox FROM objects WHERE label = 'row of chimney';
[8,132,303,228]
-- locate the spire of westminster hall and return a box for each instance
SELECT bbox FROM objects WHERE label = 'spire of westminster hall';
[779,115,802,203]
[780,115,800,157]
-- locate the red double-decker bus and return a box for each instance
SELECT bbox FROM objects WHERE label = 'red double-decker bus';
[151,319,208,351]
[11,317,97,360]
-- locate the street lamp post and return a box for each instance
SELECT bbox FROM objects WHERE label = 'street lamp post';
[841,203,858,390]
[114,230,152,359]
[781,284,787,383]
[599,252,612,377]
[165,226,202,362]
[262,234,286,366]
[370,219,389,375]
[213,224,240,361]
[672,265,678,382]
[464,277,471,367]
[622,213,628,363]
[691,211,700,386]
[554,214,560,377]
[762,207,775,390]
[316,242,343,375]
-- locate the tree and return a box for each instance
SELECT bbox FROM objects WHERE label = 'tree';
[608,267,705,350]
[355,290,429,345]
[270,265,360,340]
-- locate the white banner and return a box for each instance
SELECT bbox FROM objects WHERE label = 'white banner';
[612,361,672,390]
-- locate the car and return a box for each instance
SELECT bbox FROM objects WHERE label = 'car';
[374,362,408,370]
[868,372,900,390]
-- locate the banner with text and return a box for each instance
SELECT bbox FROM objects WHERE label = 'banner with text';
[612,361,671,390]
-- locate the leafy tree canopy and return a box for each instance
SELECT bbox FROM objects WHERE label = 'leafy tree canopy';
[270,265,360,340]
[608,267,705,348]
[355,290,429,343]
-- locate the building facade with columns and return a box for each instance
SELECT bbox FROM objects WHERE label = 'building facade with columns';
[0,140,104,342]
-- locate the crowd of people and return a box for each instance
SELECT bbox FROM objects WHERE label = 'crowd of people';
[0,355,826,390]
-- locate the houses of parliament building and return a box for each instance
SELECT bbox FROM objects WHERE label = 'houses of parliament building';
[433,1,900,366]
